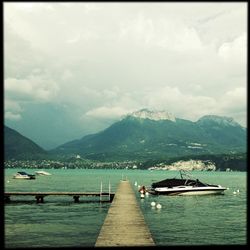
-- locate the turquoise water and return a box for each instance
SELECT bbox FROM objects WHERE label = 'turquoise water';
[4,169,247,247]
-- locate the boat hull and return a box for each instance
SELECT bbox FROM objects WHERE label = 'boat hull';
[13,176,29,180]
[35,171,51,176]
[13,174,36,180]
[13,176,35,180]
[150,187,227,196]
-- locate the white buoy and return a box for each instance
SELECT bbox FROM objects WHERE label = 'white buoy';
[140,194,145,198]
[237,189,240,193]
[138,185,141,189]
[134,181,137,186]
[145,192,149,196]
[156,203,162,209]
[7,180,10,183]
[151,201,156,207]
[233,191,237,195]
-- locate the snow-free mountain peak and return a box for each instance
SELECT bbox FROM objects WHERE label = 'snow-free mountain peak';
[197,115,243,128]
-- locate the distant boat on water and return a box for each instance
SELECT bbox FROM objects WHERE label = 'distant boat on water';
[35,170,52,176]
[13,171,36,180]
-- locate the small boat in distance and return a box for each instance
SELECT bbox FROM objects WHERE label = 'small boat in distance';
[149,170,227,196]
[13,171,36,180]
[35,170,52,176]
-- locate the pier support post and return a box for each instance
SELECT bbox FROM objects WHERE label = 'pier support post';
[73,196,80,203]
[35,196,44,203]
[110,193,115,202]
[5,195,10,202]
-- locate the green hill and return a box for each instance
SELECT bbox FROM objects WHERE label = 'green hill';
[4,125,47,160]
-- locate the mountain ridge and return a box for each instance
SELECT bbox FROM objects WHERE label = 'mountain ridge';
[4,110,246,161]
[126,108,176,122]
[4,125,47,160]
[51,110,246,161]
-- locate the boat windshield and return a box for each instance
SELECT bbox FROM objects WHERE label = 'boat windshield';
[152,170,209,188]
[180,170,194,179]
[17,172,28,175]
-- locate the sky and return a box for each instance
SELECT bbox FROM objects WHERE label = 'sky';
[4,2,247,150]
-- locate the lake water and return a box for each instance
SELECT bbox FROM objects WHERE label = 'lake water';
[4,169,247,247]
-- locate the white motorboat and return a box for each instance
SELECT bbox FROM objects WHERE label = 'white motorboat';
[35,170,52,176]
[13,171,36,180]
[149,170,227,196]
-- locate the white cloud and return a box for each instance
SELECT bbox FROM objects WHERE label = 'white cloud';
[85,106,132,119]
[10,2,36,12]
[143,86,217,121]
[9,2,55,12]
[218,33,247,64]
[119,12,204,52]
[5,76,59,102]
[4,2,247,144]
[141,85,247,126]
[66,34,81,44]
[5,112,22,121]
[4,99,23,120]
[61,69,73,81]
[4,99,22,112]
[4,75,60,121]
[219,87,247,113]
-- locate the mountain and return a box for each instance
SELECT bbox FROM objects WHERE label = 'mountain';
[4,125,47,160]
[129,108,176,121]
[52,109,247,161]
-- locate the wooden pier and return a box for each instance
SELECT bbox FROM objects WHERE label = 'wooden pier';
[95,180,155,247]
[4,191,115,203]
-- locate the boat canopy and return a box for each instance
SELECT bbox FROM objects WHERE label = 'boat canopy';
[151,178,208,188]
[17,171,29,175]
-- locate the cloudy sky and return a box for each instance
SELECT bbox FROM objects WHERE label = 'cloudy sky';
[4,2,247,149]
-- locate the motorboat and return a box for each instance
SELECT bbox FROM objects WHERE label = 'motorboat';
[149,170,227,196]
[13,171,36,180]
[35,170,52,176]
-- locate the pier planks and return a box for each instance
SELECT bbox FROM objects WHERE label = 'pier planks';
[95,180,155,247]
